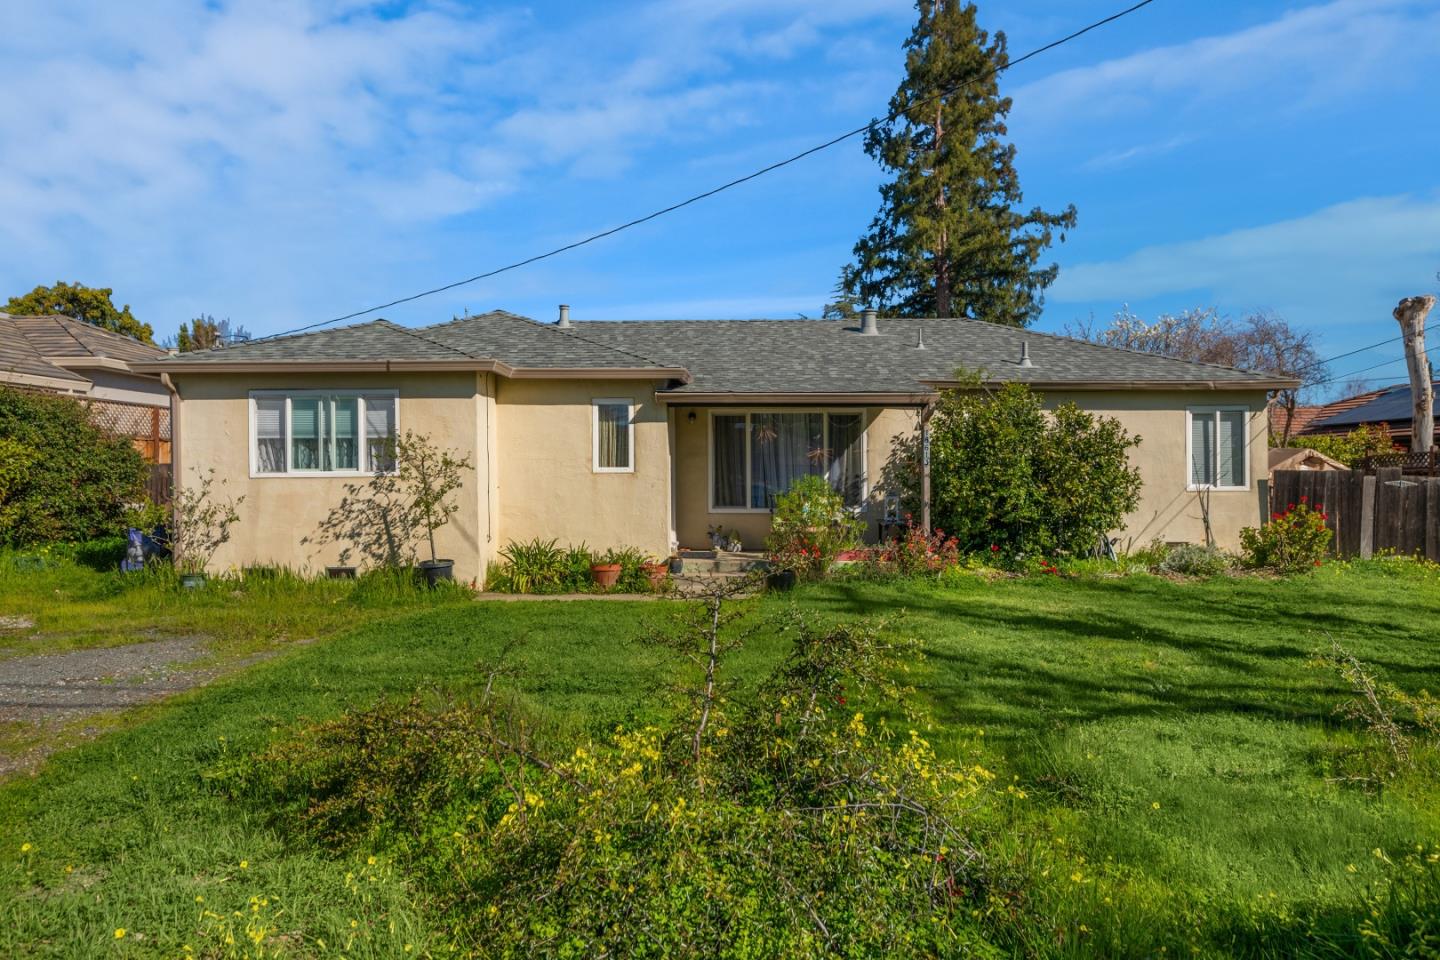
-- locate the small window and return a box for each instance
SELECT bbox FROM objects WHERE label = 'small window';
[593,399,634,473]
[1189,408,1248,489]
[251,391,397,476]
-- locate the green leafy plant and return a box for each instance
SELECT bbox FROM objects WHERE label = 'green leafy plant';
[0,386,149,546]
[1240,496,1332,575]
[765,474,865,579]
[1157,543,1233,578]
[1282,423,1394,466]
[913,383,1143,561]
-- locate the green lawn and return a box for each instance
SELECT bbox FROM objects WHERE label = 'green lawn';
[2,560,1438,957]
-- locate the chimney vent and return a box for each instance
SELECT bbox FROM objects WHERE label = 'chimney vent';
[557,304,571,329]
[1019,341,1034,368]
[916,325,926,350]
[860,308,879,336]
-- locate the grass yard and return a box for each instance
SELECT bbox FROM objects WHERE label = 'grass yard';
[1,558,1438,957]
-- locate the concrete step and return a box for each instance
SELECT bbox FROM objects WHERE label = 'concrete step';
[677,551,771,577]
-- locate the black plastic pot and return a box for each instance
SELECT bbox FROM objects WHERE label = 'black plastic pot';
[418,559,455,587]
[766,569,798,592]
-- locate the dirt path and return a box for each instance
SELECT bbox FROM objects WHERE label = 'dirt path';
[0,637,272,778]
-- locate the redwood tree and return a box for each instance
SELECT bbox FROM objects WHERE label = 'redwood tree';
[832,1,1076,324]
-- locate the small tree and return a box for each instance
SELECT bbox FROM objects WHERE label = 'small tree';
[308,431,472,569]
[164,470,244,574]
[920,383,1142,557]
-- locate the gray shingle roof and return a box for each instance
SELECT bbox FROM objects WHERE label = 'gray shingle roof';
[150,310,1287,392]
[568,317,1285,394]
[4,314,167,363]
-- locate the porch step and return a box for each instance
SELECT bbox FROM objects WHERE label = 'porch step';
[677,550,770,577]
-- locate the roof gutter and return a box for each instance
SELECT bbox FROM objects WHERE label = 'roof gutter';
[0,369,91,392]
[130,358,692,383]
[657,390,935,406]
[920,378,1301,391]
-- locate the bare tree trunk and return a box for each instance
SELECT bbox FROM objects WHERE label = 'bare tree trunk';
[1394,295,1435,454]
[933,101,952,319]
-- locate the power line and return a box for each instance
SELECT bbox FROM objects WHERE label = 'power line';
[1316,335,1403,366]
[251,0,1161,344]
[1310,355,1408,389]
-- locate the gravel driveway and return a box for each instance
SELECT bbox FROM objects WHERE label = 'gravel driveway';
[0,637,257,777]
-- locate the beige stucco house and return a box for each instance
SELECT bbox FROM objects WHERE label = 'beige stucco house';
[134,309,1293,583]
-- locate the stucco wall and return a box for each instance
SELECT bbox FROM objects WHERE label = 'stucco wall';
[172,371,490,582]
[493,378,672,560]
[672,406,923,550]
[1040,389,1269,550]
[671,391,1267,552]
[86,369,171,407]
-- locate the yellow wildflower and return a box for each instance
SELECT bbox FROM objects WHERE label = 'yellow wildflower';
[1152,802,1161,810]
[114,928,126,939]
[239,860,249,870]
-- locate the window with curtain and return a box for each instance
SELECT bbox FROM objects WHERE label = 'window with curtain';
[711,411,866,510]
[1189,408,1247,488]
[254,397,286,473]
[593,399,634,472]
[251,392,397,475]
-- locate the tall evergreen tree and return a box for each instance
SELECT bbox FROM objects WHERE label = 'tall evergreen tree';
[832,1,1076,325]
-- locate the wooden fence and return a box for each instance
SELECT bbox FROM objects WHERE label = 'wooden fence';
[1270,469,1440,561]
[146,463,173,505]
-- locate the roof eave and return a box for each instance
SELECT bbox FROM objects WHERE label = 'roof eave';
[133,358,693,383]
[656,390,935,405]
[921,378,1299,391]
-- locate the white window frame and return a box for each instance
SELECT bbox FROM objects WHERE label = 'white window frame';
[592,398,636,474]
[1186,405,1250,492]
[707,408,869,513]
[248,389,399,478]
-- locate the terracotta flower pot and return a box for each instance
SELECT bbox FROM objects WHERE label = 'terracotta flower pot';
[642,561,670,589]
[590,563,622,589]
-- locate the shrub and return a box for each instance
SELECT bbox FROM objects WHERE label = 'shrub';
[1157,543,1233,577]
[918,383,1142,561]
[0,386,148,545]
[1290,423,1394,467]
[231,601,999,957]
[1239,497,1332,574]
[485,539,662,593]
[766,474,865,579]
[851,523,962,579]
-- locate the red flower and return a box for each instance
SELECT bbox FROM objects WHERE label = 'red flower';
[1300,495,1308,502]
[990,544,999,552]
[1316,504,1324,512]
[1321,513,1329,521]
[1288,503,1295,511]
[1313,560,1322,567]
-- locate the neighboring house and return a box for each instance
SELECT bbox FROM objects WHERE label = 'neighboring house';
[1268,447,1347,475]
[0,312,172,462]
[1299,381,1439,450]
[134,309,1294,582]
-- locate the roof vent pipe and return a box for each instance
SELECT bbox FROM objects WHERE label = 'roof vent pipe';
[557,304,571,329]
[916,325,926,350]
[860,308,879,336]
[1019,341,1034,368]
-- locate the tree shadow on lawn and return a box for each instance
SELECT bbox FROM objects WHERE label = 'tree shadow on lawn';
[798,579,1439,752]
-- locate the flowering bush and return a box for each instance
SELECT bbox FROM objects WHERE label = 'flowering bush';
[230,604,1000,957]
[854,524,962,578]
[766,475,865,579]
[1240,496,1332,575]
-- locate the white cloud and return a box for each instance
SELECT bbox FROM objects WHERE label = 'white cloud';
[1049,194,1440,331]
[1012,0,1440,130]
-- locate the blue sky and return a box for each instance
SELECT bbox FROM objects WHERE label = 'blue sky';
[2,0,1437,393]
